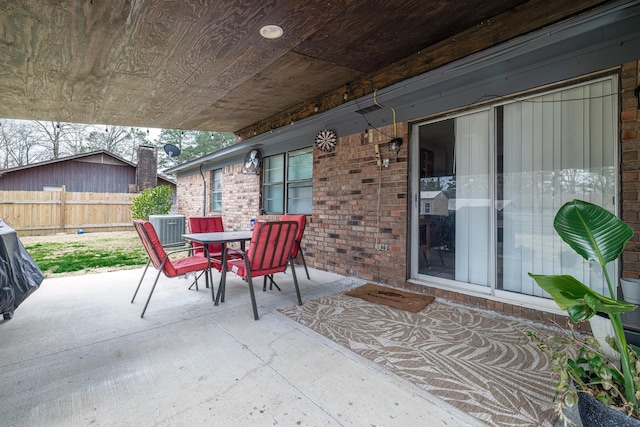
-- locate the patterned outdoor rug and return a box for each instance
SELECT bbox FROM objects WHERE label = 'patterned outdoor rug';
[279,286,558,427]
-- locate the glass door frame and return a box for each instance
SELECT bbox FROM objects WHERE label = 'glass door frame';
[409,109,495,297]
[408,74,619,312]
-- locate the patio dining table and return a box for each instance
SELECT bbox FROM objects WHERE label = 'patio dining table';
[182,230,253,304]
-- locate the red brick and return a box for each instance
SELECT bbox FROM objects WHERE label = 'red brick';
[622,109,638,122]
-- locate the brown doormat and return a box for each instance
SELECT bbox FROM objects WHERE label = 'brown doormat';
[345,283,434,313]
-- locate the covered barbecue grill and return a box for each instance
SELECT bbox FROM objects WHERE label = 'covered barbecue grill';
[0,220,44,320]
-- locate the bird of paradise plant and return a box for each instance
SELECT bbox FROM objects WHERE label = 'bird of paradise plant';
[528,199,639,418]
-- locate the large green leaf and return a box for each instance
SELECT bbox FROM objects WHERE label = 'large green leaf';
[553,199,633,267]
[529,273,636,321]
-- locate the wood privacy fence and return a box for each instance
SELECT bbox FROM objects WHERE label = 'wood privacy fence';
[0,187,135,236]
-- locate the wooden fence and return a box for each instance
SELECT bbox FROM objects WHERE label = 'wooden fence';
[0,187,135,236]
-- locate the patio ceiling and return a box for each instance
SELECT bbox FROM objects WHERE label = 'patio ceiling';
[0,0,607,139]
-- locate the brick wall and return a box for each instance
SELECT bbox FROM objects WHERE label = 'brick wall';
[175,123,409,286]
[177,164,261,232]
[307,123,409,287]
[621,61,640,279]
[176,173,206,220]
[221,164,261,230]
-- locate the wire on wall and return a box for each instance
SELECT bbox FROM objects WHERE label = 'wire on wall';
[355,89,396,252]
[375,151,383,249]
[354,88,396,141]
[373,89,398,139]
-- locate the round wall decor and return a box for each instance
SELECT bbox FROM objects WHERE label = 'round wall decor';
[314,129,337,152]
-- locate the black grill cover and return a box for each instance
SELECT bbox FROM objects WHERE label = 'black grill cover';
[0,220,44,319]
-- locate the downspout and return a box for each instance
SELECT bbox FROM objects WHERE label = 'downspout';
[200,164,206,216]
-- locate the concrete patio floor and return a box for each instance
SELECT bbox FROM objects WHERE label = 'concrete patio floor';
[0,266,483,427]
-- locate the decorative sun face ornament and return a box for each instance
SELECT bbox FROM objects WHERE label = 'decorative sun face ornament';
[314,129,337,152]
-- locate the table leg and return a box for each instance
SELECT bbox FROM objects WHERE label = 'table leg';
[215,240,247,305]
[215,247,227,305]
[205,246,217,302]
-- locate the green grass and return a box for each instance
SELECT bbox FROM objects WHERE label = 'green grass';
[25,236,148,275]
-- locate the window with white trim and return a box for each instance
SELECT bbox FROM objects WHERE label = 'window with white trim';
[211,169,222,211]
[263,147,312,214]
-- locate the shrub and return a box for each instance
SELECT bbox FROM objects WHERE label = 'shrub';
[131,185,174,220]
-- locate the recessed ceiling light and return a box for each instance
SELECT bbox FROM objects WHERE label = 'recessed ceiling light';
[260,25,283,39]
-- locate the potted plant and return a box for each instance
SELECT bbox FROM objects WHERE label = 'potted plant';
[528,199,640,426]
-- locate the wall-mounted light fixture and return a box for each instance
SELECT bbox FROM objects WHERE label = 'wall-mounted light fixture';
[389,137,403,155]
[635,86,640,109]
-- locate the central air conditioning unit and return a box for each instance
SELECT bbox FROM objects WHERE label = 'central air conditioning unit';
[149,214,185,247]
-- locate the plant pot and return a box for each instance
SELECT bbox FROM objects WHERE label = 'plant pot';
[578,392,640,426]
[621,278,640,304]
[588,314,619,362]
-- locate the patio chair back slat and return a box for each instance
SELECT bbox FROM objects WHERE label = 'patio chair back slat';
[188,216,225,256]
[134,219,168,271]
[223,220,301,320]
[280,214,310,279]
[249,221,297,276]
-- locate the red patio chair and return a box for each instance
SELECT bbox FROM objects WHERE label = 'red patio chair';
[187,216,240,287]
[132,220,214,318]
[220,220,301,320]
[280,214,310,279]
[188,216,225,257]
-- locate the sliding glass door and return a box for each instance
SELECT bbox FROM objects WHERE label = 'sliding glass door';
[498,79,617,298]
[413,110,491,290]
[412,75,617,300]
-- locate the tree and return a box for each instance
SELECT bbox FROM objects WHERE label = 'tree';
[63,123,93,155]
[0,118,230,170]
[0,120,46,167]
[123,128,151,163]
[178,131,234,161]
[155,129,234,170]
[156,129,189,170]
[33,121,87,159]
[86,125,132,157]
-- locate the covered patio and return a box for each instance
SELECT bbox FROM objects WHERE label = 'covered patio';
[0,266,564,426]
[1,3,635,424]
[0,268,475,426]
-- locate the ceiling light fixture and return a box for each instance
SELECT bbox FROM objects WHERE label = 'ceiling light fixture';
[260,25,283,39]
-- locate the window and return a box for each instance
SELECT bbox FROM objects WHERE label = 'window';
[414,75,617,299]
[423,202,431,214]
[211,169,222,211]
[263,147,312,214]
[497,78,616,298]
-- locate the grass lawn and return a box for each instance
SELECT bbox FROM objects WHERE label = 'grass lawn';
[21,231,149,277]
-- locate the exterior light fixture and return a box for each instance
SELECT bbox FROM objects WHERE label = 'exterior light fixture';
[389,137,403,155]
[635,86,640,109]
[260,25,283,39]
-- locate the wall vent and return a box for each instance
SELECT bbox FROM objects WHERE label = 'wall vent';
[354,104,382,115]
